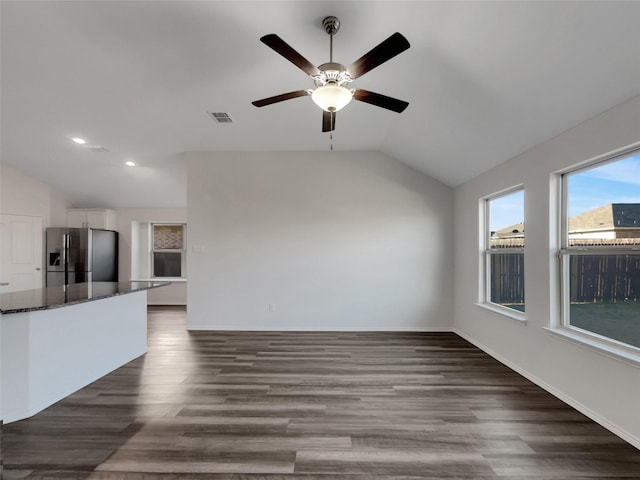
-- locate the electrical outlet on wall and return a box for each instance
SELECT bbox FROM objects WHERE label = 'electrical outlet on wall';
[268,303,275,312]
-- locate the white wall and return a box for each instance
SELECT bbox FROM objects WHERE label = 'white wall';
[50,188,72,227]
[115,208,187,305]
[0,165,70,226]
[453,95,640,447]
[187,150,453,331]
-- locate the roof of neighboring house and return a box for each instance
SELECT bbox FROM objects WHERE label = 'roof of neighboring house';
[569,203,640,232]
[491,204,640,238]
[493,223,525,238]
[612,204,640,228]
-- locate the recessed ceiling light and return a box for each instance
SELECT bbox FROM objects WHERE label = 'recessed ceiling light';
[125,161,136,167]
[72,137,86,144]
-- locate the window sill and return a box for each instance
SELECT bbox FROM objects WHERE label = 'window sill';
[474,302,527,325]
[131,278,187,283]
[543,327,640,367]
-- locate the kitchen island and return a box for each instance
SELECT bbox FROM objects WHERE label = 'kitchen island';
[0,281,169,422]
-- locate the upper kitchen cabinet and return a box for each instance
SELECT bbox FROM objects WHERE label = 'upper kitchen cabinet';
[67,209,117,231]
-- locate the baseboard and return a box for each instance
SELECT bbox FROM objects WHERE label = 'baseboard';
[453,328,640,450]
[187,325,454,332]
[147,302,187,306]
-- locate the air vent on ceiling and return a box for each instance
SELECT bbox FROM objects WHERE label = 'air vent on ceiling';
[86,145,109,152]
[208,111,234,124]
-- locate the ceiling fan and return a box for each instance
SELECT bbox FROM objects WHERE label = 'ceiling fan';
[252,16,410,133]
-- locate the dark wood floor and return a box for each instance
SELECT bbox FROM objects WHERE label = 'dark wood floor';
[4,306,640,479]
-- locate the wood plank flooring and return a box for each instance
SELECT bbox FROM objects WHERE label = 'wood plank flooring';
[4,306,640,479]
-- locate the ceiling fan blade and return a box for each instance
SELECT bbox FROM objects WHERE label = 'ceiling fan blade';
[252,90,309,107]
[353,89,409,113]
[348,32,410,79]
[322,111,336,132]
[260,34,320,77]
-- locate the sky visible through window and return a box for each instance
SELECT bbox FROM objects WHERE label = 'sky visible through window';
[490,190,524,233]
[568,152,640,218]
[489,152,640,232]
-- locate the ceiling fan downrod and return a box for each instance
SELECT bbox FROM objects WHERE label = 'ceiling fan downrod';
[322,16,340,63]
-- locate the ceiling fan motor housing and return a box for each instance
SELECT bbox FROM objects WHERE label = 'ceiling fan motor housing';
[313,62,353,88]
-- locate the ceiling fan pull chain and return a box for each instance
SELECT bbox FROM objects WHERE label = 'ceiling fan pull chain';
[330,113,334,151]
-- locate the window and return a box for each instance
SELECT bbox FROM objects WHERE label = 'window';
[152,224,186,278]
[560,149,640,351]
[482,188,525,314]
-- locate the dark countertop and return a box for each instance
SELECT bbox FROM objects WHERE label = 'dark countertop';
[0,281,171,315]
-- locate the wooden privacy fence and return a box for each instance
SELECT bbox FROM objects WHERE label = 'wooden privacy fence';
[490,253,525,305]
[490,253,640,304]
[570,254,640,302]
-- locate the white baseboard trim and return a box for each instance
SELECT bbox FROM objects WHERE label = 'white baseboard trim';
[186,325,454,332]
[148,302,187,306]
[453,328,640,450]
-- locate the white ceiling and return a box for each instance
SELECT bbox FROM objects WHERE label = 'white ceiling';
[2,1,639,208]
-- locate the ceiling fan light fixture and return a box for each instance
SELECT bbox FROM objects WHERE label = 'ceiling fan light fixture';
[311,84,353,112]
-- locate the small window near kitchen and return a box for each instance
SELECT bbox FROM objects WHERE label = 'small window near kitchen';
[152,224,186,278]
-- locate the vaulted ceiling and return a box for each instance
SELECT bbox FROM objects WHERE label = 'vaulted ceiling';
[2,1,639,208]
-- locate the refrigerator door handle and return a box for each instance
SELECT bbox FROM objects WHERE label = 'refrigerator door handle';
[62,234,68,266]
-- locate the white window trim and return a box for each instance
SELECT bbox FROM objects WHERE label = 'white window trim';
[475,301,527,324]
[551,145,640,364]
[543,326,640,368]
[479,185,526,320]
[151,223,187,279]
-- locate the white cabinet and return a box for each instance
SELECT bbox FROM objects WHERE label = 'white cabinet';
[67,209,117,231]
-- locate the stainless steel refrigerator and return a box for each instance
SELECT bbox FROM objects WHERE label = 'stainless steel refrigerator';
[46,228,118,287]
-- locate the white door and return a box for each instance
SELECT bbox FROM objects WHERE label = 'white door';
[0,214,44,293]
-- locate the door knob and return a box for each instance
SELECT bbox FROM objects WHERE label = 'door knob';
[0,282,9,286]
[36,267,42,271]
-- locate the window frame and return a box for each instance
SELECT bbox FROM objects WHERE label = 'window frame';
[479,185,526,321]
[557,147,640,358]
[150,223,187,279]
